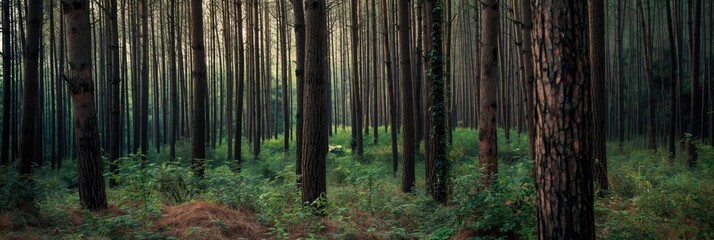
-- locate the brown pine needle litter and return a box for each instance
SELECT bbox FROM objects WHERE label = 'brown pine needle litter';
[157,201,268,240]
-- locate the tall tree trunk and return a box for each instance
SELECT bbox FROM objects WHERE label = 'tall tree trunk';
[190,0,208,178]
[280,0,289,153]
[478,0,499,187]
[381,0,398,177]
[301,0,329,211]
[107,0,122,187]
[1,0,12,166]
[293,0,305,181]
[63,0,108,210]
[224,0,234,160]
[169,0,179,160]
[234,0,246,171]
[590,0,609,193]
[666,0,678,160]
[20,0,41,180]
[350,0,363,156]
[637,0,656,151]
[397,0,415,192]
[532,0,594,238]
[424,0,448,203]
[688,0,702,167]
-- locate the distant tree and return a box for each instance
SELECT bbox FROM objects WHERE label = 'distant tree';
[301,0,329,211]
[62,0,108,210]
[381,0,399,177]
[688,0,702,167]
[532,0,594,238]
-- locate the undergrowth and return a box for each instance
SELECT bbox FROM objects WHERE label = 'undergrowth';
[0,127,712,239]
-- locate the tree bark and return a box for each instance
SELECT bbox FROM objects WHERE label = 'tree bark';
[1,0,12,166]
[190,0,208,178]
[63,0,108,210]
[478,0,499,187]
[590,0,609,193]
[397,0,415,192]
[532,0,594,238]
[301,0,329,211]
[350,0,363,157]
[19,0,41,190]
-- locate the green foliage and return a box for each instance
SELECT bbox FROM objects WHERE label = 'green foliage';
[2,128,713,239]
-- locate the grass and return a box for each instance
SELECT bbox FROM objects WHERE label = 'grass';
[0,127,712,239]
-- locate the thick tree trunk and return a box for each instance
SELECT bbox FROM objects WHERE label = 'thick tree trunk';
[478,0,499,187]
[301,0,329,211]
[63,0,108,210]
[532,0,594,238]
[224,0,234,160]
[666,0,678,160]
[190,0,208,178]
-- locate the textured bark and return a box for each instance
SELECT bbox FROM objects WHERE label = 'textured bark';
[532,0,594,238]
[140,0,149,157]
[301,0,329,210]
[293,0,305,182]
[63,0,108,210]
[19,0,41,178]
[590,0,609,193]
[397,0,415,192]
[424,0,448,203]
[190,0,208,178]
[478,0,499,187]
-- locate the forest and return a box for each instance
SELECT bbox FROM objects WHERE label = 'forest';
[0,0,713,239]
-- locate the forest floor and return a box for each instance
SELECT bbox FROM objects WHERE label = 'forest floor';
[1,128,713,239]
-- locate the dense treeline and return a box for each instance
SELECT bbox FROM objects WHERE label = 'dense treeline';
[0,0,712,239]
